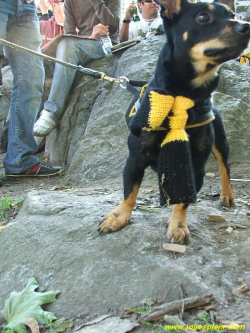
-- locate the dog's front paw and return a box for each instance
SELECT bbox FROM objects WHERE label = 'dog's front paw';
[98,204,132,234]
[166,223,190,245]
[167,204,190,245]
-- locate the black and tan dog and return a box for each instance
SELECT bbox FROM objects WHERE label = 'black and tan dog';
[99,0,250,244]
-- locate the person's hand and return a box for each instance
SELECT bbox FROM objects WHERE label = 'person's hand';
[89,24,110,40]
[38,0,50,13]
[124,2,138,20]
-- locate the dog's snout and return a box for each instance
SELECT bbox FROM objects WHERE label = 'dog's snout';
[235,22,250,35]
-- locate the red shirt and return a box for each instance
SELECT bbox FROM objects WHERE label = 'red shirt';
[40,16,64,48]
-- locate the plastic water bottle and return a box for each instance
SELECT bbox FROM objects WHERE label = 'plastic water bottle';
[100,35,113,55]
[131,7,140,22]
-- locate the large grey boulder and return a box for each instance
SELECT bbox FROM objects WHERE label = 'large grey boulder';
[210,61,250,165]
[45,37,165,183]
[212,91,250,164]
[1,183,250,326]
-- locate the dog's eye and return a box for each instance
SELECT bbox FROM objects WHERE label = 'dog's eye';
[196,12,211,24]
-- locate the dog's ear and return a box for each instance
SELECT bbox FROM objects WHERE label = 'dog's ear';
[154,0,186,19]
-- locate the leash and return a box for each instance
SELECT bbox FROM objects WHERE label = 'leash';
[0,37,214,128]
[0,37,133,88]
[239,50,250,66]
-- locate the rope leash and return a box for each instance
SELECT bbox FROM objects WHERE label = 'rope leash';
[0,37,136,89]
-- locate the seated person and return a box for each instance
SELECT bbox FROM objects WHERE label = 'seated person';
[119,0,163,42]
[39,0,65,47]
[33,0,120,137]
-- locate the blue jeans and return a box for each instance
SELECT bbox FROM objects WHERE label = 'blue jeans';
[44,37,105,121]
[0,0,45,174]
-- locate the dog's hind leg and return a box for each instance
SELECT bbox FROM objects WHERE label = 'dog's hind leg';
[99,154,145,234]
[212,109,234,207]
[212,144,234,207]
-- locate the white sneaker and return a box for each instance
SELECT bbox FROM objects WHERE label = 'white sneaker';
[34,135,45,151]
[33,110,57,137]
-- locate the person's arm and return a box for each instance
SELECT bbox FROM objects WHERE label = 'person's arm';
[89,0,120,36]
[38,0,50,20]
[64,0,77,34]
[119,2,137,41]
[88,23,110,40]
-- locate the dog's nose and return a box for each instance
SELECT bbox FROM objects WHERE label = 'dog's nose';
[235,22,250,35]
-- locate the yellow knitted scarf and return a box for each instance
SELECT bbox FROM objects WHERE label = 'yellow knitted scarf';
[129,88,197,205]
[143,92,195,145]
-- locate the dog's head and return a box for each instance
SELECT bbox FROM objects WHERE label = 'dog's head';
[154,0,250,87]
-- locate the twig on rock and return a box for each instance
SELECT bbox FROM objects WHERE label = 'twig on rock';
[177,281,185,320]
[209,310,215,324]
[190,231,217,248]
[157,286,172,305]
[230,179,250,182]
[140,293,214,322]
[74,314,111,330]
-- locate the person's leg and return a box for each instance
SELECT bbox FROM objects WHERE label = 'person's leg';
[33,37,105,136]
[3,2,44,173]
[0,1,62,177]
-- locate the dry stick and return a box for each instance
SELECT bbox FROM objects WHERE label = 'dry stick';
[233,314,244,321]
[230,179,250,182]
[75,315,111,330]
[177,281,185,321]
[209,310,215,324]
[157,286,172,305]
[190,231,217,248]
[159,181,170,254]
[159,209,165,255]
[140,293,213,322]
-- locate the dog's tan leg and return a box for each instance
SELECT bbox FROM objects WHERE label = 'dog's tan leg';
[99,184,140,233]
[212,145,234,207]
[166,203,190,244]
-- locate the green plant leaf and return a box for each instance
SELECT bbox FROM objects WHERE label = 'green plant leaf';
[1,277,60,331]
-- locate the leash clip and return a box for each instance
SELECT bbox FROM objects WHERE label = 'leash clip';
[99,73,129,88]
[119,76,129,89]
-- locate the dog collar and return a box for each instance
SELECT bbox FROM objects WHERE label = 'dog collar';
[185,109,215,129]
[141,109,215,131]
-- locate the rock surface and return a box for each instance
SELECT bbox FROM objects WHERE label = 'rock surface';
[0,172,250,329]
[235,0,250,20]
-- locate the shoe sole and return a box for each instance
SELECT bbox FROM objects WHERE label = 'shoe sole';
[6,171,63,177]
